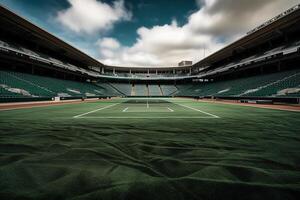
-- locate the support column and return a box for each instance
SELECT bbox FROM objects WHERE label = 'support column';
[277,62,281,72]
[260,66,264,74]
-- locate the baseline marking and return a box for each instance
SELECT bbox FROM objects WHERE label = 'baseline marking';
[122,107,129,112]
[175,103,220,118]
[77,116,217,119]
[167,107,174,112]
[73,103,120,118]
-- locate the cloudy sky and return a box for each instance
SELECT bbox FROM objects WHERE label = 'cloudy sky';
[0,0,299,67]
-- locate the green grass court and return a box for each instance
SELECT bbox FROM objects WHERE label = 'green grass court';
[73,99,219,119]
[0,98,300,199]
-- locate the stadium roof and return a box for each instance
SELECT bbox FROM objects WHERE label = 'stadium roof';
[0,5,103,68]
[194,4,300,68]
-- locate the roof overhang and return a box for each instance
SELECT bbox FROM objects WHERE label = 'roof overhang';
[194,4,300,67]
[0,5,103,68]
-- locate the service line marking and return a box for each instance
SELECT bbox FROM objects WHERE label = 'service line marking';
[73,103,120,118]
[122,107,129,112]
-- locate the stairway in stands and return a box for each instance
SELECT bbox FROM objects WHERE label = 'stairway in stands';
[131,84,136,96]
[146,84,150,96]
[159,85,164,96]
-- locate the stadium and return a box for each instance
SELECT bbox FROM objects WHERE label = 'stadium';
[0,1,300,200]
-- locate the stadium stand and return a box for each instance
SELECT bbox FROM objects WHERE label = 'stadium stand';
[1,68,299,99]
[160,85,178,96]
[176,69,300,98]
[110,83,132,96]
[0,39,100,78]
[0,71,53,98]
[0,70,115,98]
[148,84,162,96]
[195,39,300,79]
[135,84,147,96]
[94,83,121,97]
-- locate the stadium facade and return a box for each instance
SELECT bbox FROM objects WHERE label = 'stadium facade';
[0,4,300,103]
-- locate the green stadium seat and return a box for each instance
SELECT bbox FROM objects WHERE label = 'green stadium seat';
[175,69,300,98]
[0,70,119,99]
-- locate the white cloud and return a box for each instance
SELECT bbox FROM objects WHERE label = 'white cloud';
[97,37,121,59]
[97,38,121,49]
[57,0,131,34]
[98,0,300,67]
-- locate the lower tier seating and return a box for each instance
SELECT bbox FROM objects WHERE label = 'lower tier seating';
[148,85,162,96]
[160,85,178,96]
[176,69,300,98]
[110,83,132,96]
[135,84,147,96]
[1,69,299,100]
[0,70,117,98]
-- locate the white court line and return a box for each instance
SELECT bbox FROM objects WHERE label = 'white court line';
[73,103,120,118]
[175,103,220,118]
[146,99,149,109]
[123,107,129,112]
[77,116,217,119]
[167,107,174,112]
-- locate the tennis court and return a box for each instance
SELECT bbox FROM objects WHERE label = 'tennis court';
[0,98,300,199]
[73,98,220,119]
